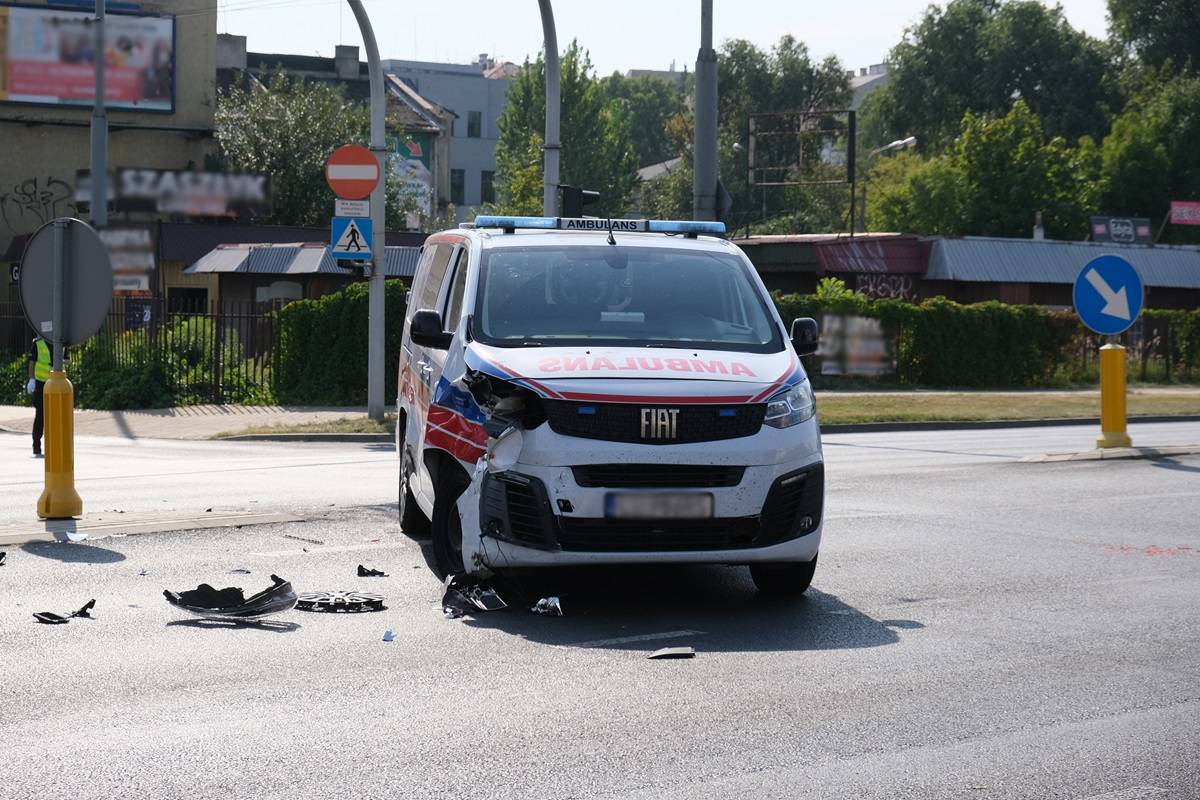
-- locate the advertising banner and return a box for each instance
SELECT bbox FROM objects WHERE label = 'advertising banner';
[389,133,434,218]
[1169,201,1200,226]
[98,225,155,297]
[76,168,271,218]
[0,3,174,111]
[1089,215,1153,244]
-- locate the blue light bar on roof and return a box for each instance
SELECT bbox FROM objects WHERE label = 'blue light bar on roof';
[472,215,726,236]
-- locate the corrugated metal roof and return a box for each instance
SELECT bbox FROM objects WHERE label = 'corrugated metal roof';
[185,244,421,277]
[928,237,1200,288]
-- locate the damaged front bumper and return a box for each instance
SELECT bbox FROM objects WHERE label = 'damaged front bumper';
[456,419,824,571]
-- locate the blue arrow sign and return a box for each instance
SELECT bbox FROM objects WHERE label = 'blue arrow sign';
[331,216,372,261]
[1073,254,1143,336]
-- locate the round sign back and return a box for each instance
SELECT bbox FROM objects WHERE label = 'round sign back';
[18,218,114,346]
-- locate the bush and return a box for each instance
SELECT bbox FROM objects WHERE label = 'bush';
[274,280,408,405]
[2,354,32,406]
[71,333,174,410]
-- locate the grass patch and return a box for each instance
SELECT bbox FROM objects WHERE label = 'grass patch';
[214,414,396,438]
[816,391,1200,425]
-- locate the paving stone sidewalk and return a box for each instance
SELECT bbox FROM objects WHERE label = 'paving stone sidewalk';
[0,404,388,440]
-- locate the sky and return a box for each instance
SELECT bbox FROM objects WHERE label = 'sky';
[216,0,1113,76]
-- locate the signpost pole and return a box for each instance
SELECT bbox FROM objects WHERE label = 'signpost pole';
[91,0,108,228]
[1096,343,1132,449]
[347,0,386,422]
[38,220,83,519]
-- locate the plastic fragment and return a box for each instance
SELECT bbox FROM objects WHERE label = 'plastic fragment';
[33,599,96,625]
[164,575,297,620]
[0,551,7,566]
[530,597,563,616]
[295,590,386,613]
[65,532,88,543]
[228,568,252,574]
[138,569,150,577]
[441,574,507,618]
[358,564,388,578]
[382,629,394,642]
[647,646,695,660]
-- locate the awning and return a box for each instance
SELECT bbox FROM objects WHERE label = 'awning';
[185,243,421,278]
[812,236,925,275]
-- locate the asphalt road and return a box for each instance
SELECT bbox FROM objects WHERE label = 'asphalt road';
[1,423,1198,799]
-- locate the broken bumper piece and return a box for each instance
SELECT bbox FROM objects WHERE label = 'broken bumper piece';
[164,574,297,620]
[442,574,508,619]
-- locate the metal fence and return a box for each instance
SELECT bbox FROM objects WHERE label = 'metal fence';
[2,297,281,404]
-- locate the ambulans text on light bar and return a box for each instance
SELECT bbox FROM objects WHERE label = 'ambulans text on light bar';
[472,216,726,236]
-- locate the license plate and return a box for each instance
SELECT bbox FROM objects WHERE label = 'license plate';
[605,493,714,520]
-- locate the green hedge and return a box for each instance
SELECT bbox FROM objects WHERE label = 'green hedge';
[2,354,32,406]
[273,280,408,405]
[774,283,1200,388]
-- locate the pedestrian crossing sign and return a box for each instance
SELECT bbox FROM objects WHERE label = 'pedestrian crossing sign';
[331,216,372,260]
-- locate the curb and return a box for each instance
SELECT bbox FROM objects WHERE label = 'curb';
[1021,445,1200,464]
[218,432,393,443]
[820,414,1200,434]
[0,511,305,548]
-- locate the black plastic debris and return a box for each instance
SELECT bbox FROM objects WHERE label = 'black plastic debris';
[33,599,95,625]
[357,564,388,578]
[530,597,564,616]
[647,646,695,660]
[0,551,7,566]
[441,574,508,619]
[164,575,297,620]
[228,568,252,575]
[295,590,386,613]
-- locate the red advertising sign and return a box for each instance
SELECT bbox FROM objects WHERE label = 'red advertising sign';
[0,3,175,111]
[1169,201,1200,226]
[325,145,380,200]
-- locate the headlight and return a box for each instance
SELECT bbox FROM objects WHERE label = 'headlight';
[486,425,524,472]
[763,380,815,429]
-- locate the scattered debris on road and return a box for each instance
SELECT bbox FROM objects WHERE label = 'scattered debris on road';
[442,574,508,619]
[382,629,394,642]
[65,532,88,543]
[647,646,695,660]
[0,551,6,566]
[358,564,388,577]
[228,568,252,574]
[33,599,95,625]
[530,597,564,616]
[164,574,297,620]
[282,533,324,545]
[295,590,386,613]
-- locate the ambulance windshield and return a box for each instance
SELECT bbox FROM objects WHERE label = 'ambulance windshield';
[472,245,783,353]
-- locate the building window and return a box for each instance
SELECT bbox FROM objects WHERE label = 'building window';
[481,170,495,205]
[450,169,465,205]
[467,110,482,138]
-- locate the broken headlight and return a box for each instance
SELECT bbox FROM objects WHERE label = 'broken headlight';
[463,369,547,430]
[487,425,524,472]
[763,380,816,429]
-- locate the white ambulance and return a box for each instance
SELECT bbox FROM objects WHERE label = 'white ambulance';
[396,216,824,594]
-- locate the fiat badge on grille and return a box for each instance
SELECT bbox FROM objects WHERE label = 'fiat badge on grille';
[640,408,680,440]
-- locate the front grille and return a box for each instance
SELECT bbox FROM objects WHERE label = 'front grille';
[759,464,824,545]
[544,400,766,445]
[557,517,761,552]
[479,473,556,550]
[572,464,745,488]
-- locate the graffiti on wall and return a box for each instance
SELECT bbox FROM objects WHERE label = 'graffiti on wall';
[854,273,917,302]
[0,176,76,233]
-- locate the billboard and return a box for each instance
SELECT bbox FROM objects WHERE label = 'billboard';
[76,168,271,218]
[0,3,174,112]
[1169,201,1200,226]
[1090,216,1153,244]
[389,133,434,224]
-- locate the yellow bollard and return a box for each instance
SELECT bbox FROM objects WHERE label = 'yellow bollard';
[37,370,82,519]
[1096,343,1132,449]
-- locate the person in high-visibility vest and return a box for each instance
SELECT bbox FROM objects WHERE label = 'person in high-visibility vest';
[26,335,50,458]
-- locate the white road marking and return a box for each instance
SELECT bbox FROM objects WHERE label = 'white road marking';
[1075,787,1167,800]
[572,630,703,648]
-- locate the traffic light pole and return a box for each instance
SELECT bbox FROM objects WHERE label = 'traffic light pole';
[539,0,560,217]
[348,0,386,422]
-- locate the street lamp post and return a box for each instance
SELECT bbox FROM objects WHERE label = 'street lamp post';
[860,136,916,233]
[347,0,387,422]
[538,0,560,217]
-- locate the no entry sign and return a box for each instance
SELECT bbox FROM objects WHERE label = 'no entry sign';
[325,144,380,200]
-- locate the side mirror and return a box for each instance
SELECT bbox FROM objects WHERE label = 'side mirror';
[410,310,453,350]
[790,317,819,356]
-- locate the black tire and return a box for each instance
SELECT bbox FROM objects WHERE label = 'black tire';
[431,472,469,577]
[750,554,818,596]
[398,455,430,537]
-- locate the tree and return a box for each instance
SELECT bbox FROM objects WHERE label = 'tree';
[1100,73,1200,242]
[215,70,418,229]
[600,73,686,168]
[1109,0,1200,72]
[873,0,1117,151]
[493,42,639,217]
[866,101,1098,238]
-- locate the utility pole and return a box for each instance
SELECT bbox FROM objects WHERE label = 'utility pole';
[348,0,387,421]
[538,0,560,217]
[90,0,107,227]
[693,0,717,221]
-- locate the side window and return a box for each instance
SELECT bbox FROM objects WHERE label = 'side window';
[406,245,437,322]
[416,244,454,312]
[443,247,470,332]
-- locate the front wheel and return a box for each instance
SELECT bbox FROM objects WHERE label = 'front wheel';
[398,457,430,537]
[750,555,818,596]
[431,472,468,577]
